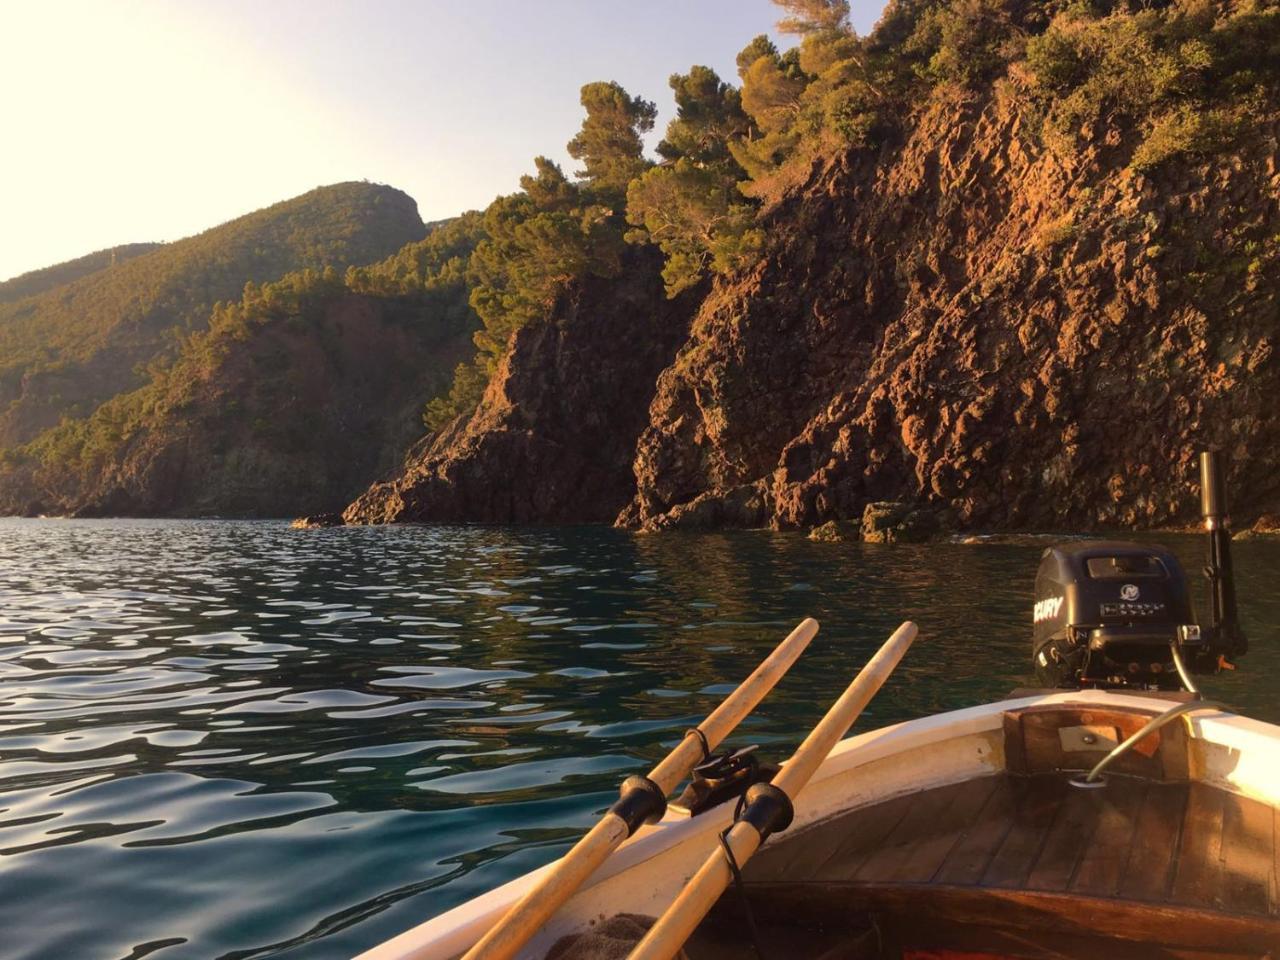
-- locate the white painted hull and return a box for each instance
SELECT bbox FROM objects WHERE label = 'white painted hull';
[356,690,1280,960]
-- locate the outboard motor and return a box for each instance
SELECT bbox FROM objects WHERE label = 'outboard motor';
[1032,451,1247,691]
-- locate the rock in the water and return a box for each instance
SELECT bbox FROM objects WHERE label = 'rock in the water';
[808,520,858,542]
[291,512,345,529]
[860,501,937,543]
[808,505,937,543]
[860,502,910,540]
[1252,513,1280,534]
[638,482,767,532]
[1237,512,1280,538]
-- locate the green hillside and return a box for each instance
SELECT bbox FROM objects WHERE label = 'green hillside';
[0,214,481,517]
[0,181,425,447]
[0,243,163,304]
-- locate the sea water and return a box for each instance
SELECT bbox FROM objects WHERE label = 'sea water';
[0,519,1276,959]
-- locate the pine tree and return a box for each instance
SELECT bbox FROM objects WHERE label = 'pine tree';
[737,35,780,78]
[774,0,852,38]
[658,66,752,167]
[567,81,658,202]
[627,66,761,296]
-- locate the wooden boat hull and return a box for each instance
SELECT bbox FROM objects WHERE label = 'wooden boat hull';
[358,690,1280,960]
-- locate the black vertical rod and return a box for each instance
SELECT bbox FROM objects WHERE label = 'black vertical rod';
[1199,451,1245,657]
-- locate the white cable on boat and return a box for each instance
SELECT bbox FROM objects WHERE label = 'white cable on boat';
[1170,641,1199,694]
[1073,699,1222,787]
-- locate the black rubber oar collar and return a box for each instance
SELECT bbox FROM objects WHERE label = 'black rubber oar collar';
[737,782,794,841]
[610,775,667,836]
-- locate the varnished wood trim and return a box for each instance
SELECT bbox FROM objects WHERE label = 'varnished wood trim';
[1003,705,1191,781]
[741,881,1280,953]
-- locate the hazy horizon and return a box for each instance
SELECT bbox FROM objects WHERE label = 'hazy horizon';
[2,0,888,283]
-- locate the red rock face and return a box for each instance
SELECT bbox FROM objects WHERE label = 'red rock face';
[623,87,1280,533]
[347,87,1280,534]
[343,249,698,525]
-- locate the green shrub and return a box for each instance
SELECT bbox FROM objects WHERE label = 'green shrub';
[1131,106,1236,171]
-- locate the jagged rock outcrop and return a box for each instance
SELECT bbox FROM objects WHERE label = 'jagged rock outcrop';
[343,250,697,524]
[292,513,345,528]
[622,85,1280,532]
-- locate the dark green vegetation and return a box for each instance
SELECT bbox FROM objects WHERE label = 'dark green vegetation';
[0,220,479,516]
[0,243,162,304]
[0,184,476,516]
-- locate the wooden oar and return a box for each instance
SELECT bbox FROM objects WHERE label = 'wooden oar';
[460,617,820,960]
[627,621,918,960]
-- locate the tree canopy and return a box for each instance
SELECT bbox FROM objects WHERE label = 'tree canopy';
[567,81,658,202]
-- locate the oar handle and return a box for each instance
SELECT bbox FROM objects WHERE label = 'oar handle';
[459,617,819,960]
[627,621,918,960]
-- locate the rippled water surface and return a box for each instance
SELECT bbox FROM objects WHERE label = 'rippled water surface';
[1,519,1276,960]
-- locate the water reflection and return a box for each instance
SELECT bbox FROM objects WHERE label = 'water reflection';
[0,519,1275,959]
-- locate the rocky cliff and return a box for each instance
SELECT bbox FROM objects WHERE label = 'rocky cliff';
[348,75,1280,534]
[625,88,1280,532]
[344,248,698,524]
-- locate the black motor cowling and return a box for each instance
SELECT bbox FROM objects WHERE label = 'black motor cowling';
[1032,451,1247,691]
[1032,541,1202,689]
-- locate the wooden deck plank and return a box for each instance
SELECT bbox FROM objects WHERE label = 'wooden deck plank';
[805,791,918,883]
[875,777,999,884]
[808,788,921,885]
[981,775,1064,889]
[747,771,1278,927]
[905,775,1001,884]
[1220,788,1275,916]
[932,776,1016,886]
[1119,781,1188,902]
[851,781,971,883]
[1274,805,1279,917]
[1170,782,1226,911]
[1025,779,1103,892]
[747,816,844,883]
[1070,777,1148,898]
[752,787,914,883]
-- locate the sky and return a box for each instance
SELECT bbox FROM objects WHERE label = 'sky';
[0,0,888,282]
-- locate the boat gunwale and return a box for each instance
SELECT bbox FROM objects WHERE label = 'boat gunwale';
[355,689,1278,960]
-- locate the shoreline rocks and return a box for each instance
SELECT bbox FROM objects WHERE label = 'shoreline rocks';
[291,513,345,529]
[807,501,940,543]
